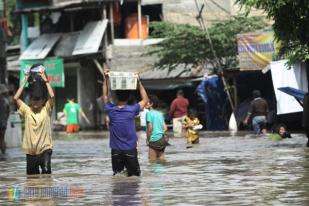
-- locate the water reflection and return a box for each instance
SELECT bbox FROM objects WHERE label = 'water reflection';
[111,177,141,206]
[0,132,309,205]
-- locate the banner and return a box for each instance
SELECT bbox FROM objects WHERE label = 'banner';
[270,60,308,115]
[237,32,276,71]
[20,58,65,87]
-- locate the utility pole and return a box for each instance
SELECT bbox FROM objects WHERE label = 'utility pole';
[0,0,7,83]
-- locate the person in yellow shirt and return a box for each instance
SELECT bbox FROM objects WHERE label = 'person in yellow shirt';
[14,64,55,175]
[183,109,202,148]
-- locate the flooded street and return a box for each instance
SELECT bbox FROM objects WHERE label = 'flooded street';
[1,131,309,205]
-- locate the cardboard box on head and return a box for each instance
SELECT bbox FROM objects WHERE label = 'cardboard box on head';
[109,72,138,90]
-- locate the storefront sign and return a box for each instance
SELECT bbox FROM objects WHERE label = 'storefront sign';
[20,58,65,87]
[237,32,276,71]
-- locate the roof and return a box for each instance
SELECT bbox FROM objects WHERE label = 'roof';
[19,20,106,60]
[16,0,120,13]
[19,33,62,60]
[139,64,209,90]
[140,64,209,80]
[73,20,108,55]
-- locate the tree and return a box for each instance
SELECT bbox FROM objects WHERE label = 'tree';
[236,0,309,64]
[148,16,269,71]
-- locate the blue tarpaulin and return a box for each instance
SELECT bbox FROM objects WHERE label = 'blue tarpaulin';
[196,75,227,130]
[277,87,306,106]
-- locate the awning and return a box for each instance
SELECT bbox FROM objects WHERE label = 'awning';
[140,64,208,90]
[73,20,108,56]
[53,32,80,57]
[19,33,62,60]
[278,87,306,107]
[143,79,197,90]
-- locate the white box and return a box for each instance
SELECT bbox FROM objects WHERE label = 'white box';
[109,71,138,90]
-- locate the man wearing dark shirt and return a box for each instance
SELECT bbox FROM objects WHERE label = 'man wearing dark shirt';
[169,90,189,137]
[244,90,268,134]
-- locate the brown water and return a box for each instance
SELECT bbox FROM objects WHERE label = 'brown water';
[1,131,309,205]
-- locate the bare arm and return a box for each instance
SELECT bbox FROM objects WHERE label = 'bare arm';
[163,122,168,133]
[102,70,110,104]
[169,101,175,119]
[146,122,152,145]
[14,75,29,108]
[137,78,149,110]
[79,110,90,124]
[39,72,55,107]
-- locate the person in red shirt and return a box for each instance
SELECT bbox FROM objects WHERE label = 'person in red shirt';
[169,90,189,137]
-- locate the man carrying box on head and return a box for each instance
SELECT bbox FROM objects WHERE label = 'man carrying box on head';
[102,69,148,177]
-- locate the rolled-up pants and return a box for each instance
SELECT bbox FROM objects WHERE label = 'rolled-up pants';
[26,149,52,175]
[173,116,186,137]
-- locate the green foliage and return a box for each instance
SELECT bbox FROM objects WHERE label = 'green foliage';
[148,16,268,70]
[6,0,20,45]
[236,0,309,64]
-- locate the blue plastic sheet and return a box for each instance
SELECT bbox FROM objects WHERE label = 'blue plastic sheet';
[196,75,227,130]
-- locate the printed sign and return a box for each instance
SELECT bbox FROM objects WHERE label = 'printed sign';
[20,58,65,87]
[237,32,276,71]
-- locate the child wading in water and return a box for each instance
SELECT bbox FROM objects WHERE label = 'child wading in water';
[14,64,55,175]
[183,109,202,148]
[103,69,148,176]
[146,95,168,161]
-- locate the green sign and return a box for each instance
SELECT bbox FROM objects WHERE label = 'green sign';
[20,58,65,87]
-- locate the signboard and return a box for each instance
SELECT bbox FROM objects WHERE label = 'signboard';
[237,32,276,71]
[109,72,138,90]
[20,58,65,87]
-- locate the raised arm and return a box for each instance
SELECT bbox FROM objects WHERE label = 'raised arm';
[14,75,29,108]
[102,69,110,104]
[39,72,55,107]
[137,78,149,110]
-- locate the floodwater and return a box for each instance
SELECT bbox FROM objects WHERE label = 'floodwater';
[1,131,309,205]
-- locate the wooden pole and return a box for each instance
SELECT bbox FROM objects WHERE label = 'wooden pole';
[137,0,142,39]
[109,2,114,45]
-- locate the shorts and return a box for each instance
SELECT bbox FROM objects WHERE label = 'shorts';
[26,149,52,175]
[149,135,169,152]
[111,148,140,177]
[66,124,79,133]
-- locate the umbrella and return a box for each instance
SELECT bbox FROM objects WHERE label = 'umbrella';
[277,87,306,107]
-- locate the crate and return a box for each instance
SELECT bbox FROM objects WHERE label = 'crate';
[109,71,138,90]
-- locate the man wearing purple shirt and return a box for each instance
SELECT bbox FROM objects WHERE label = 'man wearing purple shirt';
[103,70,148,176]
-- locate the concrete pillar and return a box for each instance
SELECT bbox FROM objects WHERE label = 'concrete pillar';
[20,14,29,52]
[77,61,97,128]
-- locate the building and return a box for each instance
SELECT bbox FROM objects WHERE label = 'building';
[7,0,265,129]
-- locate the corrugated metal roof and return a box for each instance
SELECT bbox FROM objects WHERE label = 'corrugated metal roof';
[140,64,209,80]
[73,20,108,55]
[16,0,120,13]
[19,33,62,60]
[53,32,80,57]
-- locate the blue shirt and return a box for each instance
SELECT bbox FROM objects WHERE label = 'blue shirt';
[146,110,165,142]
[104,102,140,150]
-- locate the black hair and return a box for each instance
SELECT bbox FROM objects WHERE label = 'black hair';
[115,90,131,102]
[149,94,160,108]
[29,78,48,101]
[177,89,184,96]
[28,64,48,101]
[188,108,198,117]
[252,90,261,98]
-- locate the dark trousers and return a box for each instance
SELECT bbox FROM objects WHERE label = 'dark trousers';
[26,149,52,175]
[111,149,141,177]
